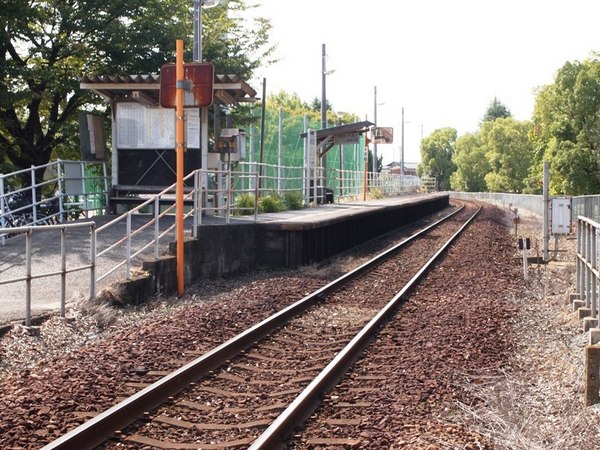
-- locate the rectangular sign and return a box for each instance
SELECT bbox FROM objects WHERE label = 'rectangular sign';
[116,102,200,149]
[334,132,360,145]
[373,127,394,144]
[160,62,215,108]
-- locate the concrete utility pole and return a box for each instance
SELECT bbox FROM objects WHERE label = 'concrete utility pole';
[401,107,405,176]
[321,43,327,130]
[373,86,378,180]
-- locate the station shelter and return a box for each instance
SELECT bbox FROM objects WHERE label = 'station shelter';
[80,73,257,204]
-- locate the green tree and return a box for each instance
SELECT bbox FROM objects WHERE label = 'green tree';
[417,127,457,190]
[481,118,533,193]
[450,132,489,191]
[482,97,512,123]
[0,0,274,185]
[530,57,600,195]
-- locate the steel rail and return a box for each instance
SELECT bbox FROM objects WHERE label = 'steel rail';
[250,202,481,449]
[40,203,466,450]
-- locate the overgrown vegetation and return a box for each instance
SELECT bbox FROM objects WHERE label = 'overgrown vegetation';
[234,193,256,215]
[284,191,304,210]
[259,193,285,213]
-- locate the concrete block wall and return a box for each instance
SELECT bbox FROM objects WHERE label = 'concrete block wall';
[119,195,449,304]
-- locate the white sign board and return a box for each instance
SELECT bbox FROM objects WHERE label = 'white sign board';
[116,102,200,149]
[551,197,572,235]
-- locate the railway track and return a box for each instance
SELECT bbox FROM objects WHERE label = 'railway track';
[41,201,480,450]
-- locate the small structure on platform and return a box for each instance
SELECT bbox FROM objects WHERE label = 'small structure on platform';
[80,73,257,210]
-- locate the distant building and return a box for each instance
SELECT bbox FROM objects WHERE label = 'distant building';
[382,161,417,177]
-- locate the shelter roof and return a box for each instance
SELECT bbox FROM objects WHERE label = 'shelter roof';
[300,121,374,157]
[80,73,257,106]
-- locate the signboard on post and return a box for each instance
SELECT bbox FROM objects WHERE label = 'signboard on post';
[159,62,215,108]
[372,127,394,144]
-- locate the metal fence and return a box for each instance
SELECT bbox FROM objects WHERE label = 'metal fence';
[1,161,424,325]
[0,160,110,244]
[575,216,599,321]
[450,192,544,216]
[0,222,96,326]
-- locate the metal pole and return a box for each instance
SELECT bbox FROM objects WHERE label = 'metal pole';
[0,175,5,245]
[90,223,96,300]
[126,213,132,279]
[304,114,309,206]
[31,165,37,224]
[176,39,185,296]
[373,86,378,182]
[321,43,327,130]
[81,161,89,218]
[193,0,202,62]
[25,229,32,327]
[57,160,65,223]
[193,170,199,235]
[401,107,405,177]
[154,196,160,258]
[278,107,283,193]
[543,160,549,261]
[60,226,66,317]
[258,78,266,197]
[102,161,109,214]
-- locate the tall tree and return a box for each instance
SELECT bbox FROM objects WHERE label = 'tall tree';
[450,132,489,192]
[482,97,512,123]
[481,117,533,193]
[417,127,457,190]
[530,57,600,195]
[0,0,274,184]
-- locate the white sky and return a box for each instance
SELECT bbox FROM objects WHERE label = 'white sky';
[250,0,600,164]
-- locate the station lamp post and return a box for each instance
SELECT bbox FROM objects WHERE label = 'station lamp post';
[321,43,335,129]
[193,0,223,62]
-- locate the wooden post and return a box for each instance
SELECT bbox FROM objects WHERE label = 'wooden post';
[176,39,185,297]
[585,345,600,406]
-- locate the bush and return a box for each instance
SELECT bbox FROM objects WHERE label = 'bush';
[234,193,256,215]
[370,188,384,199]
[259,193,285,213]
[284,191,304,210]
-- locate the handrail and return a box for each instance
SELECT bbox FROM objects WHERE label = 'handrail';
[0,222,96,326]
[576,215,600,321]
[0,160,110,245]
[94,170,201,284]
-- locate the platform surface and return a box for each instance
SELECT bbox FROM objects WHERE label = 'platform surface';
[0,193,445,326]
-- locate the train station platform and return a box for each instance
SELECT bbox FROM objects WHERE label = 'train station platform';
[138,193,450,299]
[0,193,449,326]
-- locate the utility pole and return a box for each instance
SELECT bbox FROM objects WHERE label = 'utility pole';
[321,43,327,130]
[373,86,378,181]
[401,107,405,176]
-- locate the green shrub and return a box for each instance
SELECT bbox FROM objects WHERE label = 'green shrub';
[259,193,285,213]
[370,188,384,199]
[284,191,304,210]
[234,193,256,215]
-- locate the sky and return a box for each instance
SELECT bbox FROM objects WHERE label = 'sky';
[249,0,600,165]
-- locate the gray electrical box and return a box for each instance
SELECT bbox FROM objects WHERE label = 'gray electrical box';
[551,197,572,235]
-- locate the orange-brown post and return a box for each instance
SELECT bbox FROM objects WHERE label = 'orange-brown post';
[176,40,185,297]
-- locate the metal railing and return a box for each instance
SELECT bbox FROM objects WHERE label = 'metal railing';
[450,192,544,216]
[0,160,110,244]
[2,162,424,324]
[576,216,599,320]
[0,222,96,326]
[95,170,203,284]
